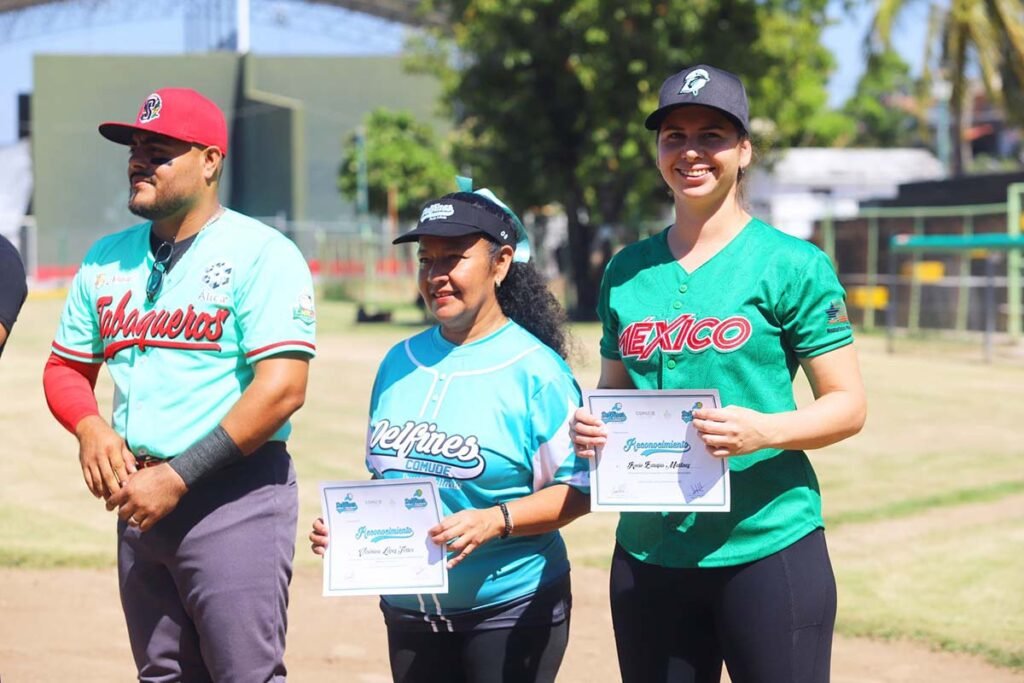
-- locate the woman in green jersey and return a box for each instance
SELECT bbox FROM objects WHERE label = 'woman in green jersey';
[572,64,867,683]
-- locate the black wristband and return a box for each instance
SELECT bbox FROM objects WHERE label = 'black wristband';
[498,502,513,539]
[167,425,244,489]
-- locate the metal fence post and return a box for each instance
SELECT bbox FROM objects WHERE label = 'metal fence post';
[865,216,879,332]
[1007,183,1023,340]
[984,253,996,362]
[955,214,973,334]
[908,215,924,335]
[887,245,897,354]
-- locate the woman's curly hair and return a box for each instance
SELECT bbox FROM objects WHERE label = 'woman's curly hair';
[443,192,571,359]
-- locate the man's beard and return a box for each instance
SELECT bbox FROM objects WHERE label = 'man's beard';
[128,188,190,221]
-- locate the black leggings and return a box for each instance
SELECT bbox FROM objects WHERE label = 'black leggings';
[386,620,569,683]
[610,529,837,683]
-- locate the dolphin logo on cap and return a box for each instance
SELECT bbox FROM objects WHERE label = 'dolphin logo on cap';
[679,68,710,97]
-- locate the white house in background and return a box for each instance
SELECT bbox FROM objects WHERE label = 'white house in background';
[746,148,946,238]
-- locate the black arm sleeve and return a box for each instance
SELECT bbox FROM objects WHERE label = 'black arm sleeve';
[0,235,28,356]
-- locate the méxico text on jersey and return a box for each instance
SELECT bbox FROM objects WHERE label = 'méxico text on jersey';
[618,314,752,360]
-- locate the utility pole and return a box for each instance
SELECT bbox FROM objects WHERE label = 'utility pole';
[236,0,250,53]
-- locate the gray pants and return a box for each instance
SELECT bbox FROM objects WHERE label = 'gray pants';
[117,442,298,683]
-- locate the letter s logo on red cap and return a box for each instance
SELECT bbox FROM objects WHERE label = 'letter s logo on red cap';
[139,94,162,123]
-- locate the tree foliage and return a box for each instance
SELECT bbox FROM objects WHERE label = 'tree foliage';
[843,49,921,147]
[338,108,456,221]
[870,0,1024,174]
[413,0,842,317]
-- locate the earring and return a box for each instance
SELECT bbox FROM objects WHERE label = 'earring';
[495,279,502,289]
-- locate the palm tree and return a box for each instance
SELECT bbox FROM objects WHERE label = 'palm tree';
[870,0,1024,175]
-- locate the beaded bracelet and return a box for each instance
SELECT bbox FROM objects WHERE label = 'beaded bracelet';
[498,502,514,539]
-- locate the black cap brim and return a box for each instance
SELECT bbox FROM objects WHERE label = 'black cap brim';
[392,222,486,245]
[98,122,145,145]
[645,104,747,134]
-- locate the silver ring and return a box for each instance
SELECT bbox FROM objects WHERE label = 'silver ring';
[128,516,139,526]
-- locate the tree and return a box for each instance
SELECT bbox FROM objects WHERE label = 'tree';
[870,0,1024,175]
[412,0,842,318]
[338,108,457,222]
[843,49,922,146]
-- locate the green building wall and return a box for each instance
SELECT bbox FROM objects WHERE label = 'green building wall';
[31,53,443,266]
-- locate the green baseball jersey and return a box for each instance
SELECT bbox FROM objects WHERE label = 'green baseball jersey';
[52,209,317,458]
[598,217,852,568]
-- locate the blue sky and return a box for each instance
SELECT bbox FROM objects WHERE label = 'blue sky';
[0,0,927,146]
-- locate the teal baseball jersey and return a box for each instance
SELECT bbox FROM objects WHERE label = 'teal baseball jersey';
[52,209,317,458]
[598,218,853,568]
[367,321,589,614]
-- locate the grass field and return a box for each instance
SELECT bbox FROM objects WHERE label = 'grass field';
[2,296,1022,671]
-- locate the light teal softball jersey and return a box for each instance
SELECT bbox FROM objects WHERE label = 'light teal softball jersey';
[598,218,853,568]
[51,209,317,458]
[367,321,589,614]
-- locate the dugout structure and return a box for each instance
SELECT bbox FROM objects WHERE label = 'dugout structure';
[887,229,1024,362]
[821,183,1024,349]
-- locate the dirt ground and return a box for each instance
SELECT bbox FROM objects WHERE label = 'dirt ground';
[1,564,1021,683]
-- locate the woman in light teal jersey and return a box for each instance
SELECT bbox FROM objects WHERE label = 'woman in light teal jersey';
[311,183,590,683]
[572,64,867,683]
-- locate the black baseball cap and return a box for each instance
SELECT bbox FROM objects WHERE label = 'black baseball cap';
[393,194,517,247]
[645,64,750,134]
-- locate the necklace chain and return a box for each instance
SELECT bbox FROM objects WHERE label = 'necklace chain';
[197,206,225,235]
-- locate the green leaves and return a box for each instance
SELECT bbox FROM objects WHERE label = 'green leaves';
[414,0,844,314]
[338,109,457,221]
[843,49,919,147]
[869,0,1024,173]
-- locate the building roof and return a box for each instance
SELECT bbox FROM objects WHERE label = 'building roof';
[0,0,445,25]
[758,147,946,189]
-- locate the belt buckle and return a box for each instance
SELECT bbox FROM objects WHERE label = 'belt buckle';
[136,455,164,469]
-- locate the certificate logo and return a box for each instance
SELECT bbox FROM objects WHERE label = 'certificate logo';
[601,402,628,423]
[681,401,704,423]
[336,493,359,513]
[404,488,428,510]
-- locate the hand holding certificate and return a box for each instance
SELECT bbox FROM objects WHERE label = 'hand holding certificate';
[585,389,730,512]
[320,478,448,597]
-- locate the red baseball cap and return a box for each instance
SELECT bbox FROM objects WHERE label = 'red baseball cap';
[99,87,229,156]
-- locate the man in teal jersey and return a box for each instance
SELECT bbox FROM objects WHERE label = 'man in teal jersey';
[43,88,315,682]
[572,64,866,682]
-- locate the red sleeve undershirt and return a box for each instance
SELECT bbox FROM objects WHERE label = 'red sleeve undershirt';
[43,352,101,434]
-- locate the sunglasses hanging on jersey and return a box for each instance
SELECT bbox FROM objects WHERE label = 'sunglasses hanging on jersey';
[146,241,174,303]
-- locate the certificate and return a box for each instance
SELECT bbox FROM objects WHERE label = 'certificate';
[585,389,730,512]
[320,478,448,597]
